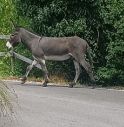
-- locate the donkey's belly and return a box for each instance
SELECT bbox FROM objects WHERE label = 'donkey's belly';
[44,54,71,61]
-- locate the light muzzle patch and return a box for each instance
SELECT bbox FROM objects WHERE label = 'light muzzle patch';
[6,41,12,49]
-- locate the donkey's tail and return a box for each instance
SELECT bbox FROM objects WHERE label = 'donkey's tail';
[86,44,93,67]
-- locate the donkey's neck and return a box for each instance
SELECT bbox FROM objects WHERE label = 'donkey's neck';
[21,29,40,50]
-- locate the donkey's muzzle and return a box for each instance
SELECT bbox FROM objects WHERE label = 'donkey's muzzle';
[6,41,12,49]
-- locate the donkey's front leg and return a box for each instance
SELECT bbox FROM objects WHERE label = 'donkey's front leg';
[39,59,50,87]
[20,60,38,84]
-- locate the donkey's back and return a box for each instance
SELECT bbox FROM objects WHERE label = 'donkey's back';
[38,36,88,57]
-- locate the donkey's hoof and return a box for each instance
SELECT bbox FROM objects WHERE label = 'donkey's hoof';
[90,80,96,89]
[20,77,27,84]
[42,82,47,87]
[91,85,96,89]
[68,82,76,88]
[68,85,73,88]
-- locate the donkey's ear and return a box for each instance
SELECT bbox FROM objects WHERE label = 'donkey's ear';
[15,26,21,31]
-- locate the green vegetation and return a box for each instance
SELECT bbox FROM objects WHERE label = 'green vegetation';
[0,0,124,85]
[0,0,15,77]
[97,0,124,84]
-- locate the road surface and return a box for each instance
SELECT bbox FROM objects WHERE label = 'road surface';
[1,80,124,127]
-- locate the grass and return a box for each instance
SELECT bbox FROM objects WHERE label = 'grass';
[0,73,69,84]
[0,80,13,116]
[0,74,124,89]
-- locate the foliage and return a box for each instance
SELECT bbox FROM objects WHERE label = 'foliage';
[0,0,14,76]
[0,0,31,77]
[97,0,124,84]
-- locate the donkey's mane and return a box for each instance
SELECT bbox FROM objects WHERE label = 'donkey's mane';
[16,26,41,37]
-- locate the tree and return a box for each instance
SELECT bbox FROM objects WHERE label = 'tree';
[97,0,124,84]
[0,0,16,76]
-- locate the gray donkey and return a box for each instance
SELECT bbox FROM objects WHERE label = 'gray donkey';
[6,27,95,88]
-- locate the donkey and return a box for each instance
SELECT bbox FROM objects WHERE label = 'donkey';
[6,27,95,88]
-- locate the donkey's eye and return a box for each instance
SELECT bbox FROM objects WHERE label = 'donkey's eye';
[11,32,18,36]
[11,34,15,37]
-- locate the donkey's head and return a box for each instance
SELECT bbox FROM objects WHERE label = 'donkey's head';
[6,27,22,49]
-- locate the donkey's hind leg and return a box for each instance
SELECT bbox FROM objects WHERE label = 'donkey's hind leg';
[69,60,81,88]
[80,59,96,88]
[39,59,49,87]
[20,60,38,84]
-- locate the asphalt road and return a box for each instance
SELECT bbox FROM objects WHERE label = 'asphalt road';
[1,80,124,127]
